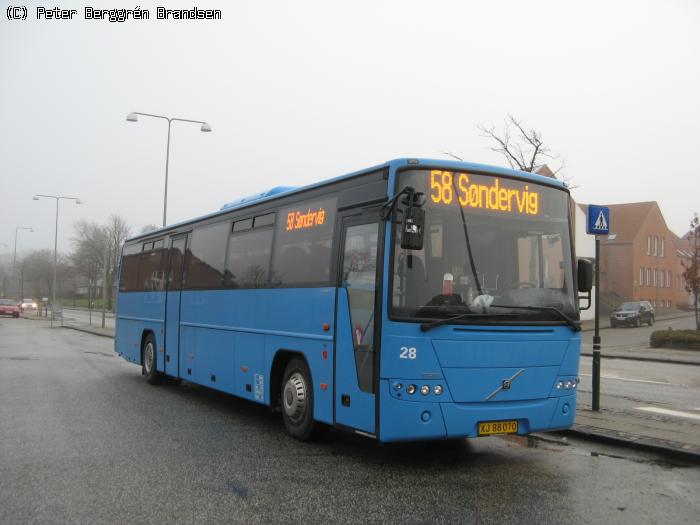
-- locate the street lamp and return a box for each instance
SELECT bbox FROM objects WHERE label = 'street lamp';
[33,195,82,327]
[126,111,212,227]
[13,226,33,274]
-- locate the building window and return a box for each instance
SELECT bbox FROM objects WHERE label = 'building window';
[660,238,665,257]
[654,236,658,256]
[646,268,651,286]
[647,235,652,255]
[667,270,671,288]
[639,267,645,286]
[654,269,658,287]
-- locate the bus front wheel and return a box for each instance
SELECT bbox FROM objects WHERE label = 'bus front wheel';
[281,356,321,441]
[142,333,163,385]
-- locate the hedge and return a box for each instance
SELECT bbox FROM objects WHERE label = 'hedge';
[650,329,700,349]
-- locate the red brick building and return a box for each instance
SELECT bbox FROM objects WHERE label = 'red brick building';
[590,202,690,309]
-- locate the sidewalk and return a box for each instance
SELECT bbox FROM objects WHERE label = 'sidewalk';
[581,345,700,366]
[567,406,700,462]
[62,323,115,338]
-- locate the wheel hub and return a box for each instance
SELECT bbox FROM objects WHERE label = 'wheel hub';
[283,372,307,423]
[144,342,154,374]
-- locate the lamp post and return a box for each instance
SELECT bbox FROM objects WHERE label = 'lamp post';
[13,226,33,274]
[126,112,212,227]
[33,195,82,327]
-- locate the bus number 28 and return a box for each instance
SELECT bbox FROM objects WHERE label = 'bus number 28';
[399,347,417,359]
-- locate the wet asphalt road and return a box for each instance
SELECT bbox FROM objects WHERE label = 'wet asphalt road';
[1,318,699,524]
[578,315,700,437]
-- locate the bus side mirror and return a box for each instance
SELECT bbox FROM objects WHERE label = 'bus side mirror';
[400,205,425,250]
[577,259,593,311]
[577,259,593,293]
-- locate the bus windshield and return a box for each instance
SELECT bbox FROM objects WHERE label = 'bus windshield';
[391,169,576,323]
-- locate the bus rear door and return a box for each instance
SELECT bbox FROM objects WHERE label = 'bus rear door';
[164,234,187,377]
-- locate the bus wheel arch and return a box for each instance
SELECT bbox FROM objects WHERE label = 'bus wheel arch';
[271,350,326,441]
[270,350,302,411]
[141,330,162,385]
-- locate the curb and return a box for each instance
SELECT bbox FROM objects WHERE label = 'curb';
[560,425,700,464]
[61,324,115,339]
[580,352,700,367]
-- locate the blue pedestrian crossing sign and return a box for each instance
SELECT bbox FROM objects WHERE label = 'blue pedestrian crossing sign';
[587,205,610,235]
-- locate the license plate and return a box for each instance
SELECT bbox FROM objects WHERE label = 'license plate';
[478,420,519,436]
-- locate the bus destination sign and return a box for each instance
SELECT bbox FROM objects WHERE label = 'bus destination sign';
[428,170,540,216]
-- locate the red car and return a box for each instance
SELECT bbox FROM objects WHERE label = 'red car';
[0,299,21,318]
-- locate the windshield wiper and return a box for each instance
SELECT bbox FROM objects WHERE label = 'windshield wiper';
[490,304,581,331]
[420,305,581,332]
[420,312,520,332]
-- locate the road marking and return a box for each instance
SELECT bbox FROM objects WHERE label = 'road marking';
[636,407,700,421]
[579,373,670,385]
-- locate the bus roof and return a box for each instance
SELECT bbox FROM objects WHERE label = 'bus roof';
[124,158,566,244]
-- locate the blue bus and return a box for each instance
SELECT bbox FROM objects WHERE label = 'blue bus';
[115,158,592,442]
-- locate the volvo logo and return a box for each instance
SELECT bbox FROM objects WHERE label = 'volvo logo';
[485,369,526,400]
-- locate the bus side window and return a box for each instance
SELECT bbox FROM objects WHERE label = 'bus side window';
[185,221,229,289]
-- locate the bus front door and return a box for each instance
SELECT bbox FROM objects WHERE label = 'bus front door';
[335,216,382,435]
[164,235,187,377]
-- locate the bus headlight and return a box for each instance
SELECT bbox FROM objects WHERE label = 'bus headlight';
[420,385,430,396]
[407,384,416,395]
[434,385,443,395]
[556,381,564,390]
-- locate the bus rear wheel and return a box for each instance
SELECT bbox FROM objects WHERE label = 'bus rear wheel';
[281,356,323,441]
[142,333,163,385]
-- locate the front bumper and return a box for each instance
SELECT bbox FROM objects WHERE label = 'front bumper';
[379,380,577,442]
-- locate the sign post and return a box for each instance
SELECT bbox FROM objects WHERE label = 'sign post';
[587,205,610,412]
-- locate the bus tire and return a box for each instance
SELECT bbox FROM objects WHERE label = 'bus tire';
[142,333,162,385]
[281,356,320,441]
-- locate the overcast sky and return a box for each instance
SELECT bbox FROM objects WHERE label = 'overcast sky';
[1,0,698,258]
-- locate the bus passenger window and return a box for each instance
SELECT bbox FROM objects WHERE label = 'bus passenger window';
[185,221,229,289]
[272,197,337,286]
[224,229,273,288]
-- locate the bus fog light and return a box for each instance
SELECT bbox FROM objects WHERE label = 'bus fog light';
[434,385,443,395]
[407,384,416,395]
[420,385,430,396]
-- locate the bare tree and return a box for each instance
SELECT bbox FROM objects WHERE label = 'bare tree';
[445,114,574,187]
[72,220,109,306]
[682,213,700,330]
[21,249,71,299]
[105,215,131,309]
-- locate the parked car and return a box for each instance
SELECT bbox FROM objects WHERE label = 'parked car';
[0,299,21,318]
[610,300,655,328]
[20,298,37,311]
